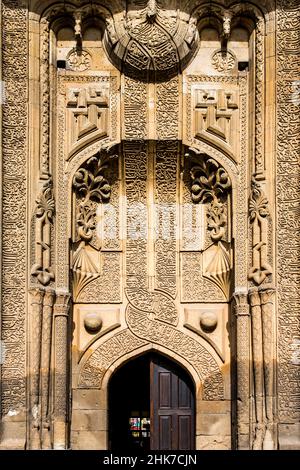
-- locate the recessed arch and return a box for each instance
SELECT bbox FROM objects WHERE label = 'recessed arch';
[108,351,196,450]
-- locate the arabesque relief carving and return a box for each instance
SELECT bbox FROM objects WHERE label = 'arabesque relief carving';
[72,153,112,300]
[190,154,232,298]
[31,178,55,286]
[2,0,299,453]
[248,177,272,285]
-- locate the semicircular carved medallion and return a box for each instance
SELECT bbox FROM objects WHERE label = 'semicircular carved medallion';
[103,0,198,79]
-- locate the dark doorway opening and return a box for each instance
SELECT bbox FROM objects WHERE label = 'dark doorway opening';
[108,353,195,451]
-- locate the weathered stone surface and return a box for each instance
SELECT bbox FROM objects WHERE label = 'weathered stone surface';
[0,0,298,452]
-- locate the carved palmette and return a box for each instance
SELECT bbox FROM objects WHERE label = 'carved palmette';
[71,153,112,300]
[190,154,232,298]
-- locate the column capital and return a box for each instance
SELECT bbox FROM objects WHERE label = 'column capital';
[248,286,261,307]
[258,285,276,305]
[54,289,71,316]
[29,287,45,305]
[233,288,250,315]
[43,288,56,308]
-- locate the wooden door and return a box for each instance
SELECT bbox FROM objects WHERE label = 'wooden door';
[150,355,195,450]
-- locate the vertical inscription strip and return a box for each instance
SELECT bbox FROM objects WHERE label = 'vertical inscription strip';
[124,142,148,289]
[155,142,178,298]
[277,1,300,421]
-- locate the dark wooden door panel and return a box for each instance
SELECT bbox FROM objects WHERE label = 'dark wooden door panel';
[159,416,172,450]
[178,415,191,450]
[151,355,195,450]
[159,372,171,408]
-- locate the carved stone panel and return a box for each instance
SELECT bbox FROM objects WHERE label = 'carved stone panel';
[276,0,300,424]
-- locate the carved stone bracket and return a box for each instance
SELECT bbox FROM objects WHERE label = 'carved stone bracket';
[248,177,272,285]
[31,178,55,285]
[194,89,238,157]
[249,286,276,450]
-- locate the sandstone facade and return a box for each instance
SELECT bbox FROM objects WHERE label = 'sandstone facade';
[0,0,299,450]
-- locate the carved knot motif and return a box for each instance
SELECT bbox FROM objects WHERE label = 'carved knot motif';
[248,177,272,285]
[104,0,198,79]
[73,154,111,242]
[31,178,55,286]
[190,157,231,242]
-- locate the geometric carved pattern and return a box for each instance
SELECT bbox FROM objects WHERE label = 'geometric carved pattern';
[194,88,238,158]
[66,85,108,157]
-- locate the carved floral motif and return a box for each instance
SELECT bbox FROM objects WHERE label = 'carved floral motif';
[190,156,231,242]
[66,48,91,72]
[72,154,112,300]
[248,177,272,285]
[31,178,55,285]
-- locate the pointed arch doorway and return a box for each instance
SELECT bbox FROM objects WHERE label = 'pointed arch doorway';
[108,353,195,451]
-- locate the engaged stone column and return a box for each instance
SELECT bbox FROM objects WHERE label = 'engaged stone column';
[41,288,55,449]
[29,287,45,450]
[259,286,276,450]
[249,287,264,450]
[233,288,250,449]
[53,290,71,450]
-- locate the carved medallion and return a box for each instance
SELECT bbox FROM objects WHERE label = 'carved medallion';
[66,48,91,72]
[212,49,236,73]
